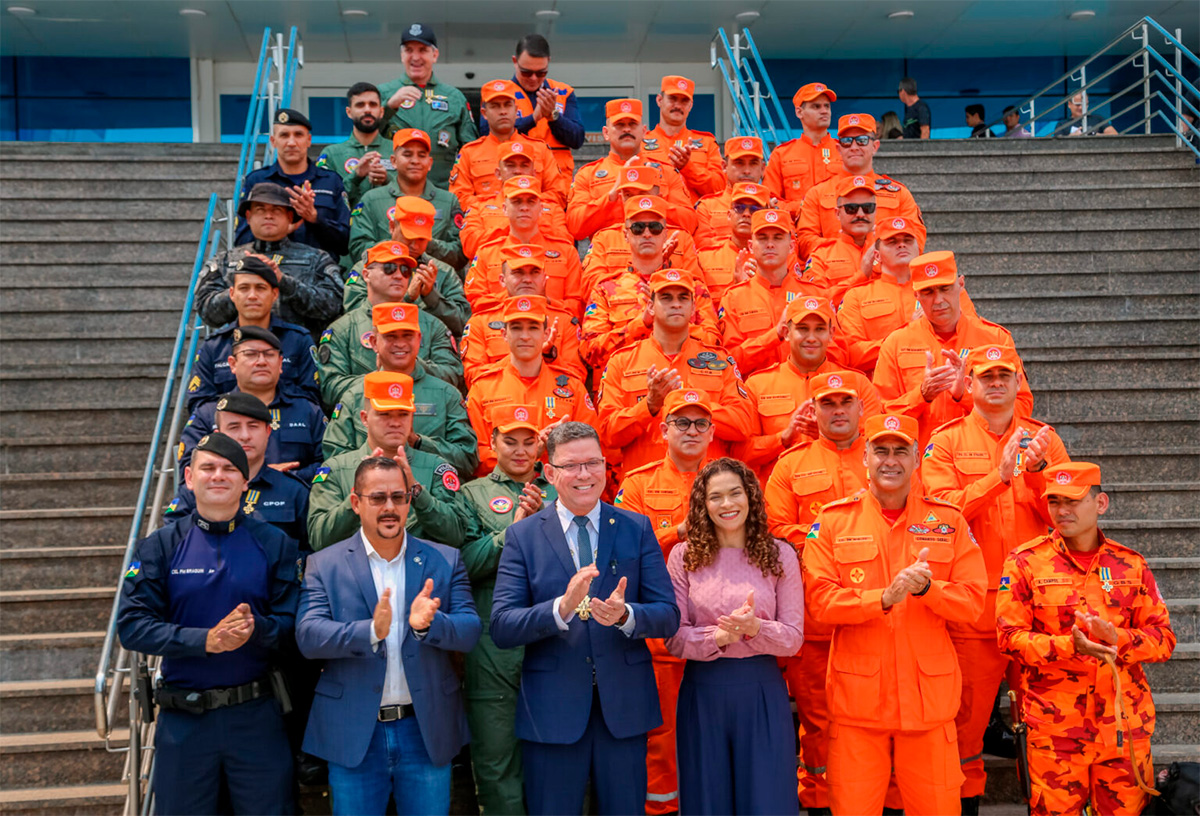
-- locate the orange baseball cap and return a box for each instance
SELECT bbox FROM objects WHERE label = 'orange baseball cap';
[731,181,769,206]
[500,243,545,271]
[366,240,417,268]
[661,75,694,98]
[616,166,656,193]
[364,371,415,412]
[724,135,763,159]
[876,216,919,241]
[502,294,548,323]
[785,295,835,324]
[502,175,541,199]
[837,174,876,197]
[1042,462,1102,500]
[810,371,859,401]
[372,301,421,334]
[793,82,837,106]
[606,98,643,122]
[967,344,1022,376]
[865,413,918,445]
[490,403,540,434]
[838,113,877,136]
[751,208,791,235]
[624,194,667,221]
[481,79,520,103]
[391,197,435,240]
[911,250,958,291]
[649,268,694,294]
[662,388,713,418]
[392,128,431,151]
[497,141,534,164]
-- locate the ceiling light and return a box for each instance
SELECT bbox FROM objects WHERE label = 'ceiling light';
[179,8,207,16]
[888,10,915,19]
[341,9,368,17]
[7,6,36,14]
[1068,9,1096,20]
[735,10,760,23]
[535,9,560,19]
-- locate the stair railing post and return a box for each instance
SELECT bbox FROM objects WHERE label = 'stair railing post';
[1132,23,1152,133]
[1174,28,1184,147]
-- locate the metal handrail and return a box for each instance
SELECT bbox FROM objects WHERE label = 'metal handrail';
[712,26,793,153]
[232,29,273,211]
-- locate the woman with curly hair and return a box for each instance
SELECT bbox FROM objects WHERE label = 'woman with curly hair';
[665,457,804,815]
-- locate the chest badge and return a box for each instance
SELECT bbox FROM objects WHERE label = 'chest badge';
[849,567,866,584]
[490,496,513,513]
[1099,566,1114,593]
[243,489,261,515]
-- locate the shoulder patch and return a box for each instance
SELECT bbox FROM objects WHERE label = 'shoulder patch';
[312,465,331,484]
[434,461,461,492]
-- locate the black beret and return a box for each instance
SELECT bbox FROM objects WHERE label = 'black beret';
[401,22,436,48]
[230,255,279,288]
[193,431,250,480]
[273,107,311,130]
[214,392,272,424]
[237,182,297,219]
[231,325,281,350]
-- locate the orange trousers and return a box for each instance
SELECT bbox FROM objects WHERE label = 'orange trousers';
[645,640,685,815]
[827,721,964,816]
[951,635,1021,798]
[1028,734,1153,816]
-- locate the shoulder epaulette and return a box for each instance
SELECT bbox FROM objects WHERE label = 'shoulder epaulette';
[579,157,606,171]
[929,416,968,437]
[745,361,784,386]
[824,491,867,510]
[1013,533,1053,555]
[778,438,819,459]
[923,495,962,510]
[624,460,661,478]
[689,129,715,139]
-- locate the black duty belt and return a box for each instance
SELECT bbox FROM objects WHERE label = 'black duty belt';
[155,678,272,714]
[378,703,416,722]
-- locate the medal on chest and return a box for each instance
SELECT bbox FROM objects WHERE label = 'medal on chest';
[1099,566,1114,593]
[243,489,261,516]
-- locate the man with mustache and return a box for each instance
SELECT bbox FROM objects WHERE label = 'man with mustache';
[317,82,395,208]
[805,175,879,307]
[640,75,724,203]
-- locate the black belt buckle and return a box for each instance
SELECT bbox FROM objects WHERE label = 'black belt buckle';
[378,704,411,722]
[205,688,234,709]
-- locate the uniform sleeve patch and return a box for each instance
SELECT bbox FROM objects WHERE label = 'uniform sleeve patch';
[805,522,820,540]
[312,465,331,484]
[125,561,141,578]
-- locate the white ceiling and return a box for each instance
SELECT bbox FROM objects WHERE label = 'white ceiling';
[1,0,1196,62]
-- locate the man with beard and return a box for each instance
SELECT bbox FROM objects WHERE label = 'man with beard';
[317,83,395,208]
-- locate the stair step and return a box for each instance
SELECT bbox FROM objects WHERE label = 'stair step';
[1090,517,1200,557]
[0,632,105,682]
[0,679,119,734]
[0,374,170,415]
[955,247,1198,273]
[0,472,143,512]
[0,157,237,180]
[1098,483,1200,521]
[0,309,183,336]
[0,783,126,816]
[0,508,147,550]
[1,435,153,474]
[900,166,1199,191]
[0,588,117,637]
[1030,382,1199,419]
[0,340,176,367]
[915,184,1199,211]
[0,547,128,591]
[1166,598,1199,642]
[968,268,1199,298]
[928,207,1199,233]
[0,730,128,788]
[1146,642,1200,693]
[1,265,193,288]
[0,220,206,243]
[0,199,220,220]
[0,287,186,313]
[1070,448,1200,485]
[1023,355,1199,386]
[0,406,160,439]
[976,291,1200,321]
[933,228,1196,253]
[1145,558,1200,598]
[2,242,201,265]
[1006,315,1197,348]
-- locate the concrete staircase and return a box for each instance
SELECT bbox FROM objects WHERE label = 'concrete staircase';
[0,142,240,815]
[877,134,1200,801]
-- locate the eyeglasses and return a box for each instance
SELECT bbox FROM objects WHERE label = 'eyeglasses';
[838,135,873,147]
[665,417,713,432]
[374,263,415,276]
[732,202,763,215]
[628,221,665,236]
[235,349,281,362]
[354,490,413,507]
[549,458,605,475]
[516,67,549,79]
[839,202,877,215]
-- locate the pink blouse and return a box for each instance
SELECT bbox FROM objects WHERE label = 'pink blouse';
[665,541,804,661]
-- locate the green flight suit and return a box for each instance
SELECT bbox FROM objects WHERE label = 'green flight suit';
[307,442,470,552]
[460,468,558,816]
[316,303,463,408]
[349,179,466,272]
[322,360,478,474]
[315,133,396,208]
[378,73,477,189]
[342,251,470,336]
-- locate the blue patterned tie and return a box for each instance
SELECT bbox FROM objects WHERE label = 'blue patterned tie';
[573,515,593,567]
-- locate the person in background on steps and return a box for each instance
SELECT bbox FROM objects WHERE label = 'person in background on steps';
[1001,106,1032,138]
[965,104,994,138]
[898,78,931,139]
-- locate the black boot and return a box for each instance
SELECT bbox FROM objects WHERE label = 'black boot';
[960,796,981,816]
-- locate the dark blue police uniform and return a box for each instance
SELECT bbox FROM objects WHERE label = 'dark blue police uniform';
[235,162,351,258]
[188,317,320,412]
[164,466,311,551]
[116,512,300,816]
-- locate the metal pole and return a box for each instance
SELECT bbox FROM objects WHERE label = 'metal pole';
[127,675,141,814]
[1175,28,1184,146]
[1141,24,1152,133]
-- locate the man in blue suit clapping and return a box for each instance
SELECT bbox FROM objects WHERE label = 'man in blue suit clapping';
[491,421,680,815]
[297,454,481,815]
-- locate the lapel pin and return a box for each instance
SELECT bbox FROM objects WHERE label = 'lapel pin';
[609,518,615,525]
[413,556,423,565]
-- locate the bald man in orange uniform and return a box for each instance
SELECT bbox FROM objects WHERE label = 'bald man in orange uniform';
[450,79,567,212]
[640,75,725,203]
[873,250,1031,448]
[458,146,569,258]
[921,344,1069,811]
[804,413,987,815]
[764,82,844,217]
[597,268,753,477]
[697,182,782,306]
[694,136,766,251]
[805,174,878,307]
[616,389,717,815]
[567,98,695,241]
[465,295,596,474]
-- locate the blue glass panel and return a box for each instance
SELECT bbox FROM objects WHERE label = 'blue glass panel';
[0,98,15,141]
[16,98,191,142]
[307,96,351,144]
[645,94,716,133]
[15,57,189,98]
[1,57,14,98]
[575,96,610,133]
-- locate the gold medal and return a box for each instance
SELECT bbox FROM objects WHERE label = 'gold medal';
[575,595,592,621]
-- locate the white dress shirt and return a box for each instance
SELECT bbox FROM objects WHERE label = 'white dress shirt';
[363,531,412,706]
[552,500,636,635]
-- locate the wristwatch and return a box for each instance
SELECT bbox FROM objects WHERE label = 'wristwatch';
[409,483,424,501]
[550,108,561,122]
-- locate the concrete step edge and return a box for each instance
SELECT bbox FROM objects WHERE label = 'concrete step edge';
[0,631,104,646]
[0,588,115,602]
[0,783,127,807]
[0,435,149,447]
[0,472,142,484]
[0,546,127,558]
[0,508,137,520]
[0,678,93,695]
[971,288,1200,300]
[0,729,128,751]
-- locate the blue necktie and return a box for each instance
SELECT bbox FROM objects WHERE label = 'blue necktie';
[573,515,593,568]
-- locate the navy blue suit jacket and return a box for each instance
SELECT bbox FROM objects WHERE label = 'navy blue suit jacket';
[296,532,481,768]
[490,501,680,744]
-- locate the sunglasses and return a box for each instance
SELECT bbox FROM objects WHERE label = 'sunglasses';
[732,202,763,215]
[838,135,873,146]
[628,221,665,236]
[376,262,415,276]
[354,490,414,507]
[517,67,549,79]
[839,202,877,215]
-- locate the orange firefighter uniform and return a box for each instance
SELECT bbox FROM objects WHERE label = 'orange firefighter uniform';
[510,75,580,179]
[640,76,725,203]
[464,229,584,318]
[582,222,698,297]
[696,183,783,306]
[764,83,845,218]
[460,189,569,260]
[694,136,765,251]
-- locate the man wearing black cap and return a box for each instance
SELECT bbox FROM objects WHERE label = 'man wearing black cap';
[378,23,478,188]
[235,108,352,257]
[118,431,301,816]
[198,185,344,340]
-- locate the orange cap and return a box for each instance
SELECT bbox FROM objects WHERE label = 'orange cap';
[481,79,520,103]
[731,181,769,206]
[490,403,541,434]
[366,240,417,268]
[911,250,958,291]
[838,113,877,136]
[793,82,837,106]
[391,128,431,151]
[724,135,763,159]
[624,194,667,222]
[966,344,1022,376]
[500,243,545,271]
[649,268,694,294]
[1042,462,1102,500]
[660,75,694,98]
[865,413,918,445]
[876,216,919,241]
[502,175,541,199]
[837,174,877,197]
[497,141,535,164]
[606,98,643,122]
[616,165,656,193]
[391,197,435,240]
[810,371,859,401]
[662,388,713,418]
[363,371,415,412]
[785,295,835,324]
[751,208,791,235]
[502,294,548,323]
[372,301,421,334]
